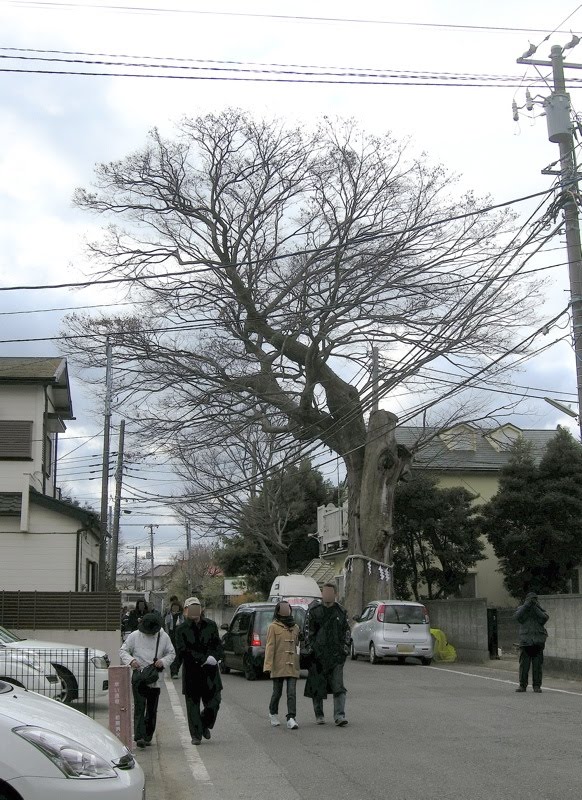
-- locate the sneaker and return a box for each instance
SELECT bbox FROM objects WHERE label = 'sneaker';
[144,739,153,747]
[287,718,299,730]
[269,714,280,727]
[335,717,348,727]
[315,716,325,725]
[202,728,211,740]
[135,739,146,749]
[515,687,527,693]
[533,687,542,693]
[191,737,201,745]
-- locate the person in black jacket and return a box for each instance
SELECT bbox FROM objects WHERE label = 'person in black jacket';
[514,592,549,693]
[304,583,351,726]
[127,599,149,633]
[174,597,224,745]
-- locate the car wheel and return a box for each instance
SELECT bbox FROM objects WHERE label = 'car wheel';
[54,668,78,704]
[350,642,358,661]
[219,661,230,674]
[369,643,381,665]
[397,656,406,665]
[243,657,257,681]
[0,779,24,800]
[421,657,433,666]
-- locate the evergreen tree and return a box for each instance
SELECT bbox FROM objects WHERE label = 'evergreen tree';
[393,472,484,600]
[480,428,582,597]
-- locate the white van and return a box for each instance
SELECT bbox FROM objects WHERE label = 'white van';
[268,574,323,605]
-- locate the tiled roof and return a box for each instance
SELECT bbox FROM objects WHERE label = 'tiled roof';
[396,425,557,472]
[302,559,339,584]
[0,357,66,381]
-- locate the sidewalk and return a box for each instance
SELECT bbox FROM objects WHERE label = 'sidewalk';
[439,654,582,692]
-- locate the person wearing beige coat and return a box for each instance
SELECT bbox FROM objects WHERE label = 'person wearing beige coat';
[263,601,300,729]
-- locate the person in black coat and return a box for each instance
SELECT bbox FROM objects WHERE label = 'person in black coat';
[514,592,549,693]
[304,583,351,726]
[174,597,224,745]
[127,599,149,633]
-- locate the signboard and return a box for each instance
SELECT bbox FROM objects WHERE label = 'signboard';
[108,665,132,749]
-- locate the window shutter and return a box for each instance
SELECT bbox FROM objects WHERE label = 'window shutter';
[0,421,33,459]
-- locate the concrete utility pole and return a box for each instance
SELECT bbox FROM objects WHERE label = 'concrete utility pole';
[185,520,193,595]
[109,420,126,586]
[517,39,582,439]
[145,524,158,593]
[371,346,380,413]
[98,339,113,590]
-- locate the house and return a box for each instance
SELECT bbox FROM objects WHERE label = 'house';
[0,357,102,591]
[137,563,174,592]
[313,424,558,607]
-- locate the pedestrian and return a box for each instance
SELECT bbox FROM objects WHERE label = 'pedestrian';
[264,600,300,730]
[304,582,351,726]
[174,597,224,746]
[127,599,149,633]
[514,591,549,693]
[164,600,185,679]
[120,612,175,749]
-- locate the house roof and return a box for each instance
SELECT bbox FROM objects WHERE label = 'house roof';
[396,424,557,472]
[140,564,174,578]
[302,558,339,584]
[0,357,74,419]
[29,488,101,530]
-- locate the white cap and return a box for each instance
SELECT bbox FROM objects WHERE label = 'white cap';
[184,596,202,608]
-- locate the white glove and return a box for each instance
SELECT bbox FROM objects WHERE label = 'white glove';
[203,656,218,667]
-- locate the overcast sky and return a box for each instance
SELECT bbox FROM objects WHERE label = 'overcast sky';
[1,0,582,566]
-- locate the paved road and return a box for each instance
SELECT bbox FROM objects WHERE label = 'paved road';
[156,659,582,800]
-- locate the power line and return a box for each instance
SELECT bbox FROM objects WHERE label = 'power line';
[0,187,558,293]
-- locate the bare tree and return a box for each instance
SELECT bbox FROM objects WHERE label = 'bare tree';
[63,109,545,615]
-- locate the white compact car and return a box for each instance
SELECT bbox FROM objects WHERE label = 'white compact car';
[0,679,145,800]
[0,626,109,704]
[351,600,434,665]
[0,651,60,699]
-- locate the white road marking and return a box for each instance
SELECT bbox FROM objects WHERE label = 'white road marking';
[165,676,214,784]
[429,666,582,696]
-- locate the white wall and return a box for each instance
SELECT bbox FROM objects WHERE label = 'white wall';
[0,532,78,590]
[0,384,45,491]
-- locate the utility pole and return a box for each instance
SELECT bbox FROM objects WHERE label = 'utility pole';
[185,520,193,595]
[109,420,126,586]
[371,346,380,413]
[98,339,113,590]
[145,524,158,593]
[517,39,582,439]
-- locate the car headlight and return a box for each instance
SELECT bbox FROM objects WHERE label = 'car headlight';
[91,655,110,670]
[13,726,117,779]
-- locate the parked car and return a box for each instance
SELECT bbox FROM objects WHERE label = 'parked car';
[0,625,110,704]
[350,601,434,665]
[220,601,312,680]
[0,651,60,699]
[0,678,145,800]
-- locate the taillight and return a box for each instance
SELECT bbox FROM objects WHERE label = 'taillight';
[377,604,386,622]
[422,606,430,624]
[251,634,262,647]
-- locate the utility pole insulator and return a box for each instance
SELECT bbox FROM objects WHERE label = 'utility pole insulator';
[544,92,572,142]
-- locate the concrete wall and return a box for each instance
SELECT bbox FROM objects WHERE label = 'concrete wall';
[425,598,489,662]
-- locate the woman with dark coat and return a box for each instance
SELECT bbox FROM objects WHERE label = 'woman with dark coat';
[127,599,149,633]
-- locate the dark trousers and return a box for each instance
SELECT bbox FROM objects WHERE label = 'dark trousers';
[519,644,544,688]
[269,677,297,720]
[168,633,179,677]
[312,664,346,721]
[185,690,222,739]
[132,683,160,742]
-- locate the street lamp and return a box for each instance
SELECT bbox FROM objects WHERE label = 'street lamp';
[543,397,579,419]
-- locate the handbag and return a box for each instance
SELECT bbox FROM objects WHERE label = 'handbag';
[134,632,162,686]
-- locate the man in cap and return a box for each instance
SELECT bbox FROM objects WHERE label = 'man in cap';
[514,591,549,693]
[120,612,175,748]
[174,597,224,745]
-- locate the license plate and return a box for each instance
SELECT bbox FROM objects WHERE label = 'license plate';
[397,644,414,654]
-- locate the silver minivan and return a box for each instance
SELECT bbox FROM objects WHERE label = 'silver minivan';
[350,600,434,665]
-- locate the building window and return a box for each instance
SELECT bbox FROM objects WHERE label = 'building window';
[458,573,477,599]
[86,560,97,592]
[44,435,52,476]
[0,420,33,460]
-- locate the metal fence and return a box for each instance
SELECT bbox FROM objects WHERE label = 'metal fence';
[0,647,101,716]
[0,591,121,631]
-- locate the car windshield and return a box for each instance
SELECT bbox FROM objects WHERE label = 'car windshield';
[0,625,22,643]
[383,605,426,625]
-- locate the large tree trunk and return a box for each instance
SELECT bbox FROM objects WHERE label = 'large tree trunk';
[344,410,411,619]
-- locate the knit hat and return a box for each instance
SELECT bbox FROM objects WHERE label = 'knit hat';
[184,596,202,608]
[138,612,163,635]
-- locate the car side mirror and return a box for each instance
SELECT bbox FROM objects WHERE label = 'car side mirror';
[220,624,229,631]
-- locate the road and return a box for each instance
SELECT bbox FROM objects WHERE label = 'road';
[155,659,582,800]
